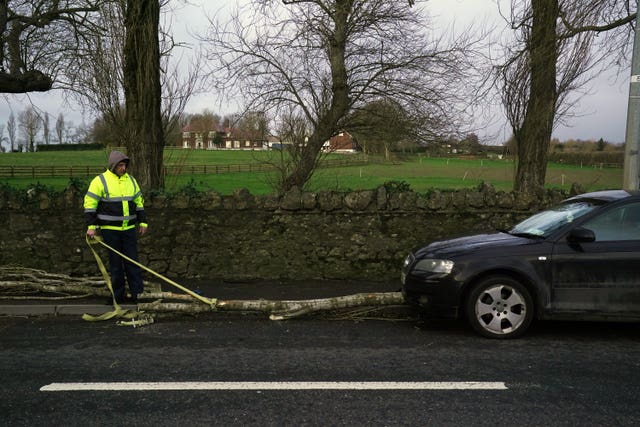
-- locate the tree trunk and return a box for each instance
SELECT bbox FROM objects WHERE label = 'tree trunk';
[139,292,406,320]
[281,1,351,192]
[123,0,165,190]
[514,0,558,195]
[282,132,330,190]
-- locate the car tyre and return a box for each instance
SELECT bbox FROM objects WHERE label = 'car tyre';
[465,276,534,339]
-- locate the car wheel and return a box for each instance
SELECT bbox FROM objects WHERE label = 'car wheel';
[465,276,534,339]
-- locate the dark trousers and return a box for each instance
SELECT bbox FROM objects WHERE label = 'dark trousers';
[102,228,143,301]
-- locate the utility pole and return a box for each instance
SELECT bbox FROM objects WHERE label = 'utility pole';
[623,7,640,190]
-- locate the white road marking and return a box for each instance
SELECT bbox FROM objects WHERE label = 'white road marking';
[40,381,507,391]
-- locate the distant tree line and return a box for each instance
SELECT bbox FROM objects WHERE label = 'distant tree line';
[0,108,89,153]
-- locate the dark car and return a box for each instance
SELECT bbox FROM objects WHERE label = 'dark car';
[401,189,640,339]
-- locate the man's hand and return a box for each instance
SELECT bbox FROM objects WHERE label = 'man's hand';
[139,225,148,236]
[86,228,97,239]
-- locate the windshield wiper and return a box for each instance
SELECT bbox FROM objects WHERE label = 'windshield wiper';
[496,228,545,239]
[508,231,545,239]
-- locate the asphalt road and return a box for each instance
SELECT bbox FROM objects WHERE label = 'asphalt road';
[1,314,639,426]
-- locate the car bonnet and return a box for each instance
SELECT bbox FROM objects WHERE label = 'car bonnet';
[414,232,530,259]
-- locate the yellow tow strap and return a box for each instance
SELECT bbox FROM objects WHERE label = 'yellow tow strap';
[83,235,140,323]
[84,235,217,324]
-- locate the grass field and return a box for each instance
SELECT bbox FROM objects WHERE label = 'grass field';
[0,149,623,195]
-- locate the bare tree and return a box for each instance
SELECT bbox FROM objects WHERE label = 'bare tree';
[265,108,312,191]
[347,99,414,158]
[0,0,104,93]
[70,0,203,188]
[184,110,221,133]
[202,0,481,192]
[73,121,92,144]
[158,23,204,149]
[42,112,50,145]
[498,0,635,194]
[55,113,65,144]
[68,0,127,144]
[236,111,269,142]
[65,122,74,144]
[7,111,15,151]
[0,123,5,152]
[18,107,41,152]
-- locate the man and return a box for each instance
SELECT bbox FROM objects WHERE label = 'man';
[84,150,148,304]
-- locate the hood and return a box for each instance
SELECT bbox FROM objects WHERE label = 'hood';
[108,151,129,172]
[414,232,532,259]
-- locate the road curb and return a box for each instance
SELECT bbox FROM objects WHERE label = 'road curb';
[0,303,417,319]
[0,304,138,316]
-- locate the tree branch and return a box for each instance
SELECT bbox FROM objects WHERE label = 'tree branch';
[559,10,636,38]
[0,70,52,92]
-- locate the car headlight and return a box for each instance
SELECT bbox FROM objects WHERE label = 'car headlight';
[413,259,454,274]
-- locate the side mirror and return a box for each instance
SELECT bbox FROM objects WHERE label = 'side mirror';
[567,227,595,243]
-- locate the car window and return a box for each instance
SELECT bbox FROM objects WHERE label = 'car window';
[510,201,597,238]
[582,202,640,241]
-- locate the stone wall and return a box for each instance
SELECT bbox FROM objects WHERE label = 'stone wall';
[0,184,569,283]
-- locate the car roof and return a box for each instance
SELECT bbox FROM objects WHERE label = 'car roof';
[563,189,640,203]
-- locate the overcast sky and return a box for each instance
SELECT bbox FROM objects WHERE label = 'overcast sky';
[0,0,632,147]
[425,0,631,144]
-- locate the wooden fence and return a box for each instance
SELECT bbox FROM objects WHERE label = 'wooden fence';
[0,158,369,178]
[0,166,105,178]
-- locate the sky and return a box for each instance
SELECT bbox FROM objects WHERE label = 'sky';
[0,0,632,148]
[420,0,630,144]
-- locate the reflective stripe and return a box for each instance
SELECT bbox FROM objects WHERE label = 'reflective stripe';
[104,196,135,202]
[84,208,97,213]
[99,173,137,202]
[100,224,136,231]
[99,174,109,199]
[86,191,100,201]
[98,214,137,221]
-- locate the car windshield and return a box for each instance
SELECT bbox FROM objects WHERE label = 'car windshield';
[509,201,599,238]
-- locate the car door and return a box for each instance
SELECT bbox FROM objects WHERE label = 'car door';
[551,201,640,315]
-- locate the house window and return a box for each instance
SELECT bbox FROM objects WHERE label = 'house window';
[182,131,190,138]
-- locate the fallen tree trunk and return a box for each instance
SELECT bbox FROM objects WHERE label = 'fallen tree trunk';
[221,293,405,320]
[0,266,163,299]
[0,266,408,320]
[138,292,406,320]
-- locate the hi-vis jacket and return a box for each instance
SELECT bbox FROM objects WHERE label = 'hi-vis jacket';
[84,170,147,231]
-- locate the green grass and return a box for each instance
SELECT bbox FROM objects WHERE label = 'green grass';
[305,155,621,194]
[0,149,623,195]
[0,148,281,166]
